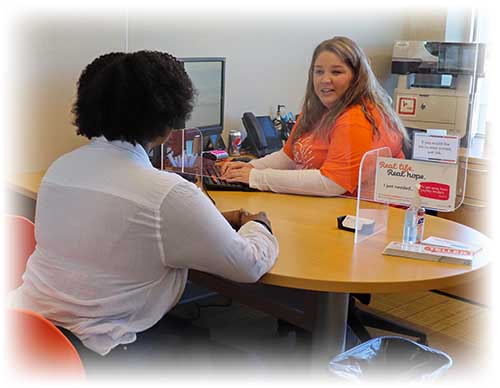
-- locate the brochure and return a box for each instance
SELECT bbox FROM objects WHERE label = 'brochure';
[421,236,482,254]
[383,241,476,266]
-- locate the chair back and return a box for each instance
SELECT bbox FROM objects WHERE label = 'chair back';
[7,308,86,379]
[4,215,36,291]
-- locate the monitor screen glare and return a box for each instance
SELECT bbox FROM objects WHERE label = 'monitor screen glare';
[183,60,224,131]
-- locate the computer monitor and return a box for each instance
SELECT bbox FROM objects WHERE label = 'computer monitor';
[150,57,226,167]
[177,57,226,149]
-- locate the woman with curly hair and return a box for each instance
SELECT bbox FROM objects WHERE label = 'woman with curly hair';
[221,36,408,196]
[8,51,278,364]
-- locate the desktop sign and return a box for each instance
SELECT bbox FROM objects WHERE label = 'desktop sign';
[412,133,459,164]
[374,157,458,210]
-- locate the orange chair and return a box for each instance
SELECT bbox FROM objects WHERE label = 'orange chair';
[4,214,36,292]
[5,215,85,378]
[6,308,86,379]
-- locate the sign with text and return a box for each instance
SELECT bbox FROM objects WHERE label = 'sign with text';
[397,96,417,116]
[412,133,459,163]
[375,157,458,210]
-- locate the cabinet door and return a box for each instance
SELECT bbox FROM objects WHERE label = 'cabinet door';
[414,95,457,123]
[439,199,489,236]
[398,94,457,124]
[437,159,490,305]
[461,162,490,202]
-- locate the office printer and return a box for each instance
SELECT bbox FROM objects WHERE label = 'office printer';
[392,41,485,141]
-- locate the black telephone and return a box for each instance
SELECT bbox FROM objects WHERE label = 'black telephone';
[241,112,283,157]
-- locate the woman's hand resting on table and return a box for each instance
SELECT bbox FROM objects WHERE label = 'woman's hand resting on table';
[219,161,254,185]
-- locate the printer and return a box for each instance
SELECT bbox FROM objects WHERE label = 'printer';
[392,41,485,140]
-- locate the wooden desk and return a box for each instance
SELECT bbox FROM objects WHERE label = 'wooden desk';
[6,171,491,365]
[209,191,489,292]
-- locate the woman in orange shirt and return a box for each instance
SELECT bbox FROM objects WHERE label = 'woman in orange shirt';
[221,36,408,196]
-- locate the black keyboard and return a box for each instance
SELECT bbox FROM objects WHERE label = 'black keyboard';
[202,163,258,192]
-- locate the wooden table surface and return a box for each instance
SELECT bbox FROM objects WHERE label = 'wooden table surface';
[6,171,490,294]
[209,191,490,293]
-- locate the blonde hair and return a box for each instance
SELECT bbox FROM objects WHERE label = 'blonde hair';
[292,36,408,147]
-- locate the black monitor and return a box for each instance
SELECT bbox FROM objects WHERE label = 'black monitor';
[177,57,226,149]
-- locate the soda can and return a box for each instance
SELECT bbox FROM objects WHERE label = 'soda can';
[228,129,242,156]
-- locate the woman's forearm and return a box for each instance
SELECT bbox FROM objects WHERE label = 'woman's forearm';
[249,168,347,197]
[249,150,296,170]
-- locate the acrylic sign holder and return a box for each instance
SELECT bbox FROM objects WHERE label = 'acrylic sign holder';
[160,128,204,186]
[354,147,391,244]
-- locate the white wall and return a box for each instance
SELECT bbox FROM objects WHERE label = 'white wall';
[445,7,473,42]
[6,6,448,174]
[7,10,128,174]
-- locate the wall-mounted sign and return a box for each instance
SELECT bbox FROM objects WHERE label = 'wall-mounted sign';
[412,133,459,163]
[374,157,458,210]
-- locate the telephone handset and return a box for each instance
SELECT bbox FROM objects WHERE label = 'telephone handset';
[243,112,268,149]
[241,112,283,157]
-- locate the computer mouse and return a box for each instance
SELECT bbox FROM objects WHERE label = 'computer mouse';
[232,156,252,163]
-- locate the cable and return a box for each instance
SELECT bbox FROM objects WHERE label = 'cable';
[196,152,215,204]
[196,298,233,310]
[182,297,233,321]
[200,170,217,205]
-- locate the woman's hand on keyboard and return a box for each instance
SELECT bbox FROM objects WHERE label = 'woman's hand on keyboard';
[220,161,247,175]
[220,162,254,184]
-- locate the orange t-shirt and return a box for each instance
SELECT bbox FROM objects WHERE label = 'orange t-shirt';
[283,104,404,194]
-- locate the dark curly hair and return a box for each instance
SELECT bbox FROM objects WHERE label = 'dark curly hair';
[72,50,195,145]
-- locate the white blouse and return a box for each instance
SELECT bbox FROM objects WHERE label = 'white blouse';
[8,136,278,356]
[249,150,346,196]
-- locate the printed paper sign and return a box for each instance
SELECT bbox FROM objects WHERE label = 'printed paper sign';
[419,182,450,201]
[412,133,459,163]
[375,157,458,210]
[397,96,416,116]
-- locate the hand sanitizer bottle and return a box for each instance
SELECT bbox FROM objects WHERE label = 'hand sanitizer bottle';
[403,183,425,244]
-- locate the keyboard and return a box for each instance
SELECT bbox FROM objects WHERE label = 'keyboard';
[202,162,258,192]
